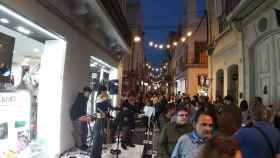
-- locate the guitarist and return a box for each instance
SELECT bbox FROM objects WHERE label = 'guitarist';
[91,86,112,158]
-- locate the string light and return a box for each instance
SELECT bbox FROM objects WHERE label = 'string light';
[154,44,158,48]
[159,44,163,49]
[187,31,192,37]
[149,41,154,46]
[181,37,186,42]
[173,41,178,46]
[166,44,171,49]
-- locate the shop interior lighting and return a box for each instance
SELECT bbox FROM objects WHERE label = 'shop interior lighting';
[16,26,32,35]
[33,48,40,53]
[0,18,9,24]
[149,41,154,46]
[0,4,60,39]
[187,31,192,37]
[90,56,116,70]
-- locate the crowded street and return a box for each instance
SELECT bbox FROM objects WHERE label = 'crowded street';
[0,0,280,158]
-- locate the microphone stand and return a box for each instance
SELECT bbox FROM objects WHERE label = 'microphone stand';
[110,124,121,158]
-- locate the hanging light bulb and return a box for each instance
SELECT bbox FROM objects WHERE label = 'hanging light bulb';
[166,44,171,49]
[173,41,178,46]
[181,37,186,42]
[154,44,158,48]
[187,31,192,37]
[149,41,154,47]
[159,44,163,49]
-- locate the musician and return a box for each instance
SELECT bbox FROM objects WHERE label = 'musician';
[116,92,137,150]
[91,86,112,158]
[70,86,92,150]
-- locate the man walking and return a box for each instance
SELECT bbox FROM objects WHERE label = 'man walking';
[171,110,214,158]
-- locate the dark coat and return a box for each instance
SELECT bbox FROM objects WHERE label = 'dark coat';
[116,102,136,129]
[70,93,89,121]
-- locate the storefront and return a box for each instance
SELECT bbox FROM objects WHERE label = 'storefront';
[0,3,67,157]
[0,1,121,157]
[89,56,118,114]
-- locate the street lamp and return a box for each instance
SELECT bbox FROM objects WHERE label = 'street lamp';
[134,36,141,43]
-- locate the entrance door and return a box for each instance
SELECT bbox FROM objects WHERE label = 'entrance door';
[228,65,238,105]
[254,37,274,105]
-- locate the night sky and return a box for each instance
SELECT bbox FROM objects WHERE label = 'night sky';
[140,0,184,67]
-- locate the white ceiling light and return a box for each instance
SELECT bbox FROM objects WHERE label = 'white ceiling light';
[0,18,9,24]
[33,48,40,53]
[0,4,60,40]
[16,26,32,35]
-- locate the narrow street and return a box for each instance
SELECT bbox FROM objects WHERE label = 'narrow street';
[0,0,280,158]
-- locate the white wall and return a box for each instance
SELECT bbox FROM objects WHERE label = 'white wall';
[1,0,118,156]
[210,30,243,101]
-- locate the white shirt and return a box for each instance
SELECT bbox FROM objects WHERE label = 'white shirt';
[143,105,155,118]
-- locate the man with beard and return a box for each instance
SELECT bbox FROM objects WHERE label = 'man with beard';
[171,109,214,158]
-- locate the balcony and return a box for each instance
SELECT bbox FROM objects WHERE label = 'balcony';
[100,0,131,47]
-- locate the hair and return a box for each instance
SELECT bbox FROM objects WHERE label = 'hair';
[240,100,248,112]
[199,136,240,158]
[194,108,214,124]
[251,104,267,121]
[224,95,234,102]
[83,86,92,93]
[253,96,263,105]
[175,107,188,115]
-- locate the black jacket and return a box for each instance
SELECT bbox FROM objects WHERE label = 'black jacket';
[70,93,89,121]
[116,102,136,129]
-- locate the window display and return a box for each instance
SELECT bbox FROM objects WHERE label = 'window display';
[0,32,15,81]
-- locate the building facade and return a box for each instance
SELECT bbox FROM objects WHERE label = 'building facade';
[170,0,208,96]
[122,0,145,94]
[228,0,280,105]
[207,0,243,103]
[0,0,130,157]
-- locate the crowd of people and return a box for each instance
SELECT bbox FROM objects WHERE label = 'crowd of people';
[69,85,280,158]
[142,93,280,158]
